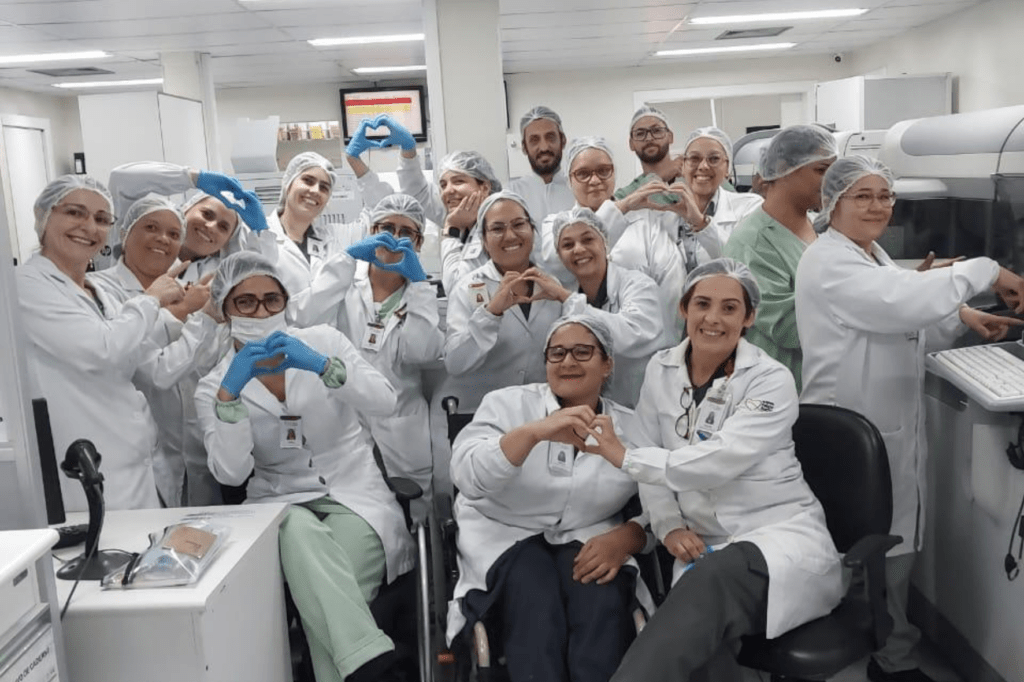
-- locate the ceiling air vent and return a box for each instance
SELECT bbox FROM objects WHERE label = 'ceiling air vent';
[716,26,791,40]
[28,67,115,77]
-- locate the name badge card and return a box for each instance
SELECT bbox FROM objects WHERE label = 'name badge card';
[280,415,303,449]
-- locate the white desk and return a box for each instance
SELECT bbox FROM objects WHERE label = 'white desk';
[0,529,60,682]
[52,504,290,682]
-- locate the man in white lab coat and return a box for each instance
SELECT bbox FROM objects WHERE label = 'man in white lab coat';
[509,106,575,225]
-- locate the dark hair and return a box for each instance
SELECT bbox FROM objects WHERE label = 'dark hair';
[680,282,755,331]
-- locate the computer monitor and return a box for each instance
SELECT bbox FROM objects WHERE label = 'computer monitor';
[32,398,66,525]
[340,85,427,143]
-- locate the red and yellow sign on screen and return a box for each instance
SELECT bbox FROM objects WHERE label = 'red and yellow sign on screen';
[347,96,414,116]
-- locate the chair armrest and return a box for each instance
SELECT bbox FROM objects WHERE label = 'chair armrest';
[387,476,424,503]
[842,534,902,569]
[843,533,902,650]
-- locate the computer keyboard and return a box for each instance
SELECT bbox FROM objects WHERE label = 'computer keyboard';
[53,523,89,550]
[927,342,1024,411]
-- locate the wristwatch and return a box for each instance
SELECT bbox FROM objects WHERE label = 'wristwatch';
[446,226,462,239]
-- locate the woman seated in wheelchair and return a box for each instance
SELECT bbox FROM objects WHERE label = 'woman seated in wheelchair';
[448,313,654,682]
[587,258,844,682]
[195,251,414,682]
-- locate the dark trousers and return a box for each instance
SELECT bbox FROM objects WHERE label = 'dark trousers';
[611,541,770,682]
[500,537,636,682]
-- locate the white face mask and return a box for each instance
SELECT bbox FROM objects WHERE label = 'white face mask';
[230,311,287,344]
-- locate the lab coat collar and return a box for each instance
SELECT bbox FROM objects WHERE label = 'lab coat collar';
[33,254,108,316]
[113,259,144,294]
[656,337,759,377]
[823,227,893,266]
[540,383,604,417]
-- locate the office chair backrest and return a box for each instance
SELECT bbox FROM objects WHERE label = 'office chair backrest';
[792,404,893,553]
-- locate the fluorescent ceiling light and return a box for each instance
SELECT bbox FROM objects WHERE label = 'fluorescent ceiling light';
[52,78,163,89]
[309,33,424,47]
[352,65,427,74]
[656,43,796,57]
[0,50,109,66]
[690,9,867,25]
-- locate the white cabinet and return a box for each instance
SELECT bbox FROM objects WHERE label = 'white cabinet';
[815,74,952,131]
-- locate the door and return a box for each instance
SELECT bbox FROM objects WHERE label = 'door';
[0,116,54,265]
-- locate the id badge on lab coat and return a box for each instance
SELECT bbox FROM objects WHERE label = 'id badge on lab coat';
[361,322,386,352]
[468,281,491,309]
[280,415,303,449]
[547,443,574,476]
[691,383,732,443]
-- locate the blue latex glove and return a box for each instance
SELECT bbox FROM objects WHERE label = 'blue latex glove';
[346,231,400,263]
[220,341,285,398]
[376,114,417,151]
[375,239,427,282]
[197,170,269,233]
[264,332,329,375]
[345,118,385,157]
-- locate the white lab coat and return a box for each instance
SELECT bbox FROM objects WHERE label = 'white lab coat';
[337,262,445,518]
[623,338,843,639]
[509,169,576,226]
[447,383,653,642]
[561,262,667,407]
[195,324,415,581]
[17,254,166,511]
[796,228,999,555]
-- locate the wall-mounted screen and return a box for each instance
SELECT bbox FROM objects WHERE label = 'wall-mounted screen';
[340,85,427,143]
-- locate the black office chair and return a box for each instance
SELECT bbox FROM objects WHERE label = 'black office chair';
[736,404,902,682]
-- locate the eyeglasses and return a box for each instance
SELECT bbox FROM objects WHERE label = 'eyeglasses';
[682,153,727,168]
[570,166,614,184]
[53,203,116,227]
[374,221,422,243]
[674,388,694,439]
[630,126,669,142]
[485,218,532,238]
[230,292,288,315]
[545,344,597,363]
[842,191,897,208]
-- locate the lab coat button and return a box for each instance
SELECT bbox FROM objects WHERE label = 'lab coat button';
[318,476,327,485]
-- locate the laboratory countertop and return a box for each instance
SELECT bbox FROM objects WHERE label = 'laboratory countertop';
[0,528,58,582]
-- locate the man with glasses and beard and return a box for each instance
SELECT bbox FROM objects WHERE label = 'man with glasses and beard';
[510,106,575,225]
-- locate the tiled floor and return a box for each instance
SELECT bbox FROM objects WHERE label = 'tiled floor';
[739,639,963,682]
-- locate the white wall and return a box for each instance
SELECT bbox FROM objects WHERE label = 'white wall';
[0,87,82,176]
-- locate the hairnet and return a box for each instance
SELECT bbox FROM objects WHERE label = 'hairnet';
[210,251,286,315]
[33,174,113,239]
[279,152,336,209]
[436,151,502,194]
[477,190,534,233]
[629,105,669,132]
[565,136,615,173]
[545,313,615,360]
[684,126,734,162]
[814,155,896,233]
[519,106,564,137]
[369,193,425,232]
[120,196,184,242]
[759,125,837,182]
[550,206,608,247]
[178,190,248,257]
[681,257,762,310]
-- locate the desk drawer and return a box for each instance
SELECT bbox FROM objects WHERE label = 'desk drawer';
[0,608,56,682]
[0,563,39,644]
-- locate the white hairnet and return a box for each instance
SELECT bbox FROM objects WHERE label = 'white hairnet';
[629,105,669,131]
[436,151,502,194]
[369,193,425,232]
[684,126,734,162]
[279,152,336,209]
[565,136,615,173]
[545,313,615,361]
[815,155,895,233]
[550,206,608,246]
[519,106,564,137]
[682,257,762,310]
[210,251,285,314]
[759,125,837,182]
[33,174,113,239]
[477,190,534,232]
[120,196,184,242]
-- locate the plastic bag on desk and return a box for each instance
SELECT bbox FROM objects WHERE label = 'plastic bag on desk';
[101,521,230,589]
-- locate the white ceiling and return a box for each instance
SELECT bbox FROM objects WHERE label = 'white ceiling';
[0,0,984,93]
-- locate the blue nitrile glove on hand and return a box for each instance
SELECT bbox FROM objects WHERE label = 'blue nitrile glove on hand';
[264,332,329,375]
[220,340,286,399]
[347,231,400,263]
[375,238,427,282]
[345,118,384,157]
[375,114,417,151]
[197,170,269,233]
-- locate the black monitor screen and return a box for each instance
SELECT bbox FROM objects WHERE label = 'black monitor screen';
[32,398,65,525]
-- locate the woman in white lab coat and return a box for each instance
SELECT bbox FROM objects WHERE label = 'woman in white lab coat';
[796,156,1024,682]
[194,251,414,682]
[17,175,187,511]
[449,314,652,682]
[588,259,843,682]
[336,193,444,522]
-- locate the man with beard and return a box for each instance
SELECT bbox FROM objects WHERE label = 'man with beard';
[510,106,575,225]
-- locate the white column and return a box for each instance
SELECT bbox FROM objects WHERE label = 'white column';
[422,0,508,184]
[161,52,221,171]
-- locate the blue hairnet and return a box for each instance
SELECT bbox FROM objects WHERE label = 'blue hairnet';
[33,174,113,239]
[682,257,762,310]
[436,151,502,194]
[759,125,837,182]
[815,155,895,233]
[210,251,284,314]
[545,313,615,361]
[120,196,184,242]
[369,193,425,232]
[519,106,564,136]
[684,127,734,162]
[565,136,615,173]
[550,206,608,246]
[477,190,534,232]
[279,152,335,209]
[629,105,669,131]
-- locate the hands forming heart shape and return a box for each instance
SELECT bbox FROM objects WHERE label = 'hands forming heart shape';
[487,267,571,314]
[346,232,427,282]
[538,407,626,467]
